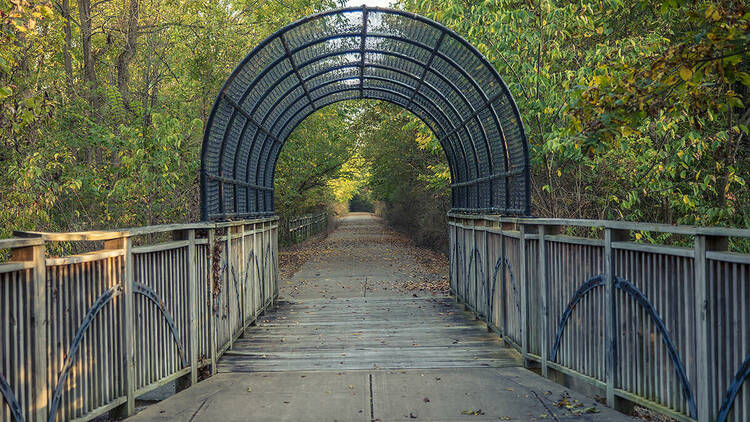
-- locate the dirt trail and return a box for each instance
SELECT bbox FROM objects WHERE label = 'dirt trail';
[280,212,449,300]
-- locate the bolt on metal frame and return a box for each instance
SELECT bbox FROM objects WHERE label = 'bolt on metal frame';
[201,6,531,221]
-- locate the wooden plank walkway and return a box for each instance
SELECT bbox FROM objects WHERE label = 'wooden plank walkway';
[219,296,521,372]
[127,214,632,421]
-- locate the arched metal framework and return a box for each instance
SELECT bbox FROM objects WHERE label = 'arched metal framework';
[201,6,531,221]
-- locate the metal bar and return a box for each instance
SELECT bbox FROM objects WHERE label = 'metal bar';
[221,93,282,145]
[359,6,367,98]
[205,174,273,192]
[280,34,314,107]
[272,82,472,194]
[450,167,526,188]
[406,30,446,109]
[447,213,750,238]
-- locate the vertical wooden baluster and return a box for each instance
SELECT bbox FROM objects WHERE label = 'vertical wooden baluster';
[188,229,198,385]
[539,225,548,377]
[519,223,528,364]
[208,227,217,375]
[604,227,615,407]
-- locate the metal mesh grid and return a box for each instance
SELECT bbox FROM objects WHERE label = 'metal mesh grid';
[201,6,531,220]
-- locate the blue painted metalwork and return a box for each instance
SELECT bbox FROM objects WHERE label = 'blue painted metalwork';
[488,256,520,326]
[549,275,697,418]
[201,6,532,220]
[133,282,188,368]
[717,353,750,422]
[48,285,122,422]
[466,247,484,312]
[0,372,24,422]
[230,265,242,316]
[488,255,503,317]
[505,258,521,324]
[549,275,604,362]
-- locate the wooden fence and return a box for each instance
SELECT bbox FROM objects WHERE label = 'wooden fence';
[0,218,278,422]
[448,213,750,422]
[279,212,328,246]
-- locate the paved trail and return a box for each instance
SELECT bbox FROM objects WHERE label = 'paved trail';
[128,214,631,421]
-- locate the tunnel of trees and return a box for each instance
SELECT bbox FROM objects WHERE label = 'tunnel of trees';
[200,6,531,221]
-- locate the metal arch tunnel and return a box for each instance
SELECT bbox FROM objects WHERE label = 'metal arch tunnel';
[200,6,531,221]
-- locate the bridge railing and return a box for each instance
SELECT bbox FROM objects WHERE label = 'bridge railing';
[0,218,278,422]
[279,211,328,246]
[448,213,750,422]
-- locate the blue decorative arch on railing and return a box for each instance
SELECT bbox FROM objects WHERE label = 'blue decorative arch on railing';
[549,274,697,419]
[467,247,485,311]
[230,265,243,316]
[489,255,503,316]
[0,372,23,422]
[487,255,521,337]
[717,353,750,422]
[133,282,188,368]
[550,275,604,362]
[453,242,464,298]
[48,282,187,422]
[48,285,122,422]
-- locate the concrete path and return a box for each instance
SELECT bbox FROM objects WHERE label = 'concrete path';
[127,213,632,421]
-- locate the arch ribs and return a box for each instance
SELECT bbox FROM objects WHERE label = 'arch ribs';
[201,6,531,220]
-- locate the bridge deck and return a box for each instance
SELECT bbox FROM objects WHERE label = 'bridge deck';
[127,214,631,421]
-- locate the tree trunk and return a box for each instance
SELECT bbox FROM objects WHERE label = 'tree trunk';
[116,0,139,107]
[62,0,73,91]
[78,0,99,110]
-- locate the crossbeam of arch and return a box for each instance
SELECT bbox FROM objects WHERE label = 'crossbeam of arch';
[200,6,531,221]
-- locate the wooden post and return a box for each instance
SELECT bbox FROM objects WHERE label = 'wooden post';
[239,224,246,328]
[11,241,48,422]
[471,221,477,312]
[694,234,727,422]
[484,221,492,322]
[207,227,217,375]
[225,225,233,350]
[604,228,627,407]
[604,228,616,406]
[498,222,506,342]
[519,223,528,364]
[272,220,279,300]
[539,224,548,378]
[105,236,135,416]
[187,229,198,385]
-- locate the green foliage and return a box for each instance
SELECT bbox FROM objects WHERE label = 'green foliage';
[274,104,359,217]
[402,0,749,230]
[0,0,340,237]
[355,102,451,250]
[1,0,747,246]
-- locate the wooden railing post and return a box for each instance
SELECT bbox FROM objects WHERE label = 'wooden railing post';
[604,228,628,407]
[207,227,218,375]
[539,224,561,378]
[273,219,279,300]
[106,235,135,417]
[11,240,48,422]
[604,228,616,407]
[539,224,548,378]
[519,223,528,364]
[187,229,198,385]
[498,221,506,342]
[239,224,246,328]
[694,234,728,422]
